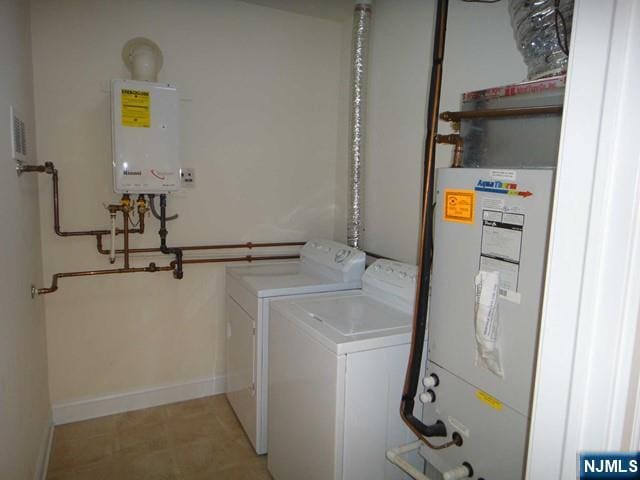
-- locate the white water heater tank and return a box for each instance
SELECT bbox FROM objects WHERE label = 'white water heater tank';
[111,79,180,193]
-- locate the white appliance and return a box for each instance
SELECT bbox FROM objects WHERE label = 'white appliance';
[225,239,365,454]
[267,259,419,480]
[111,79,180,193]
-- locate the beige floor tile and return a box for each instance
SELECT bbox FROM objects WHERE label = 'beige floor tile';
[52,415,115,444]
[47,433,113,474]
[165,396,216,421]
[46,394,272,480]
[114,404,167,431]
[114,448,180,480]
[173,437,231,476]
[114,421,170,456]
[166,413,225,446]
[46,460,118,480]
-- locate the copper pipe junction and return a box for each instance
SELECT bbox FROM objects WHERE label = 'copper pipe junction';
[37,254,301,295]
[19,161,306,294]
[435,134,464,168]
[37,264,174,295]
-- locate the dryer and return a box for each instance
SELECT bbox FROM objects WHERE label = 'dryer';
[225,239,365,454]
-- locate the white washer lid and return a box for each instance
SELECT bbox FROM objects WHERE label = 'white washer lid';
[226,261,361,298]
[296,295,410,336]
[270,292,413,355]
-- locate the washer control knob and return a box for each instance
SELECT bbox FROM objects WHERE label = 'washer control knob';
[334,249,350,263]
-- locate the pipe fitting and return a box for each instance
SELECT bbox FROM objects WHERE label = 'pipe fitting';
[435,134,464,168]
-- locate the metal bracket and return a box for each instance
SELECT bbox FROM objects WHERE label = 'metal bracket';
[31,284,36,299]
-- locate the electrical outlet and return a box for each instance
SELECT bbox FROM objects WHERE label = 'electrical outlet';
[181,168,195,188]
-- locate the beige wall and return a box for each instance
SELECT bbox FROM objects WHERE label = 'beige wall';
[0,0,51,477]
[31,0,344,403]
[337,0,527,262]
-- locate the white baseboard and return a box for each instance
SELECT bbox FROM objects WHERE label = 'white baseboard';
[35,414,54,480]
[51,375,226,425]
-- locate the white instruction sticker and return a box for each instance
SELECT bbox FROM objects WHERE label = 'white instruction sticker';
[481,222,522,263]
[482,196,506,211]
[479,209,524,303]
[490,169,517,181]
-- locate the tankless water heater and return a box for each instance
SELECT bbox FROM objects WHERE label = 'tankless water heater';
[111,79,180,194]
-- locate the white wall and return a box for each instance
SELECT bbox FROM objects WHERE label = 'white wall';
[30,0,343,405]
[0,0,51,477]
[341,0,526,263]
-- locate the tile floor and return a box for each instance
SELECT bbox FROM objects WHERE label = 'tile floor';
[46,394,272,480]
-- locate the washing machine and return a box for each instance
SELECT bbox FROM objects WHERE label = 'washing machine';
[225,239,365,454]
[267,259,419,480]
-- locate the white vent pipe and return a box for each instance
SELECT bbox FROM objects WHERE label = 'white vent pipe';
[347,1,372,249]
[122,37,164,82]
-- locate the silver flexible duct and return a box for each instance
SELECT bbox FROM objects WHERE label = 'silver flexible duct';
[347,2,372,249]
[509,0,574,80]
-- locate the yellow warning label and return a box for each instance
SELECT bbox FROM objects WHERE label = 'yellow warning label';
[444,189,475,224]
[476,390,503,411]
[121,89,150,128]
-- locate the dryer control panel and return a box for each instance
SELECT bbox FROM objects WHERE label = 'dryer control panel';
[300,239,365,282]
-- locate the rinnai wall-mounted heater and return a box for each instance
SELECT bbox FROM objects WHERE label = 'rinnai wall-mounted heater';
[111,79,180,194]
[111,38,180,194]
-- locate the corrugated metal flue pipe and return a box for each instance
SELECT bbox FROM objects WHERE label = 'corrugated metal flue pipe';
[347,0,372,249]
[509,0,574,80]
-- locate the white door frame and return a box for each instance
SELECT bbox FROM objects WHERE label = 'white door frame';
[527,0,640,478]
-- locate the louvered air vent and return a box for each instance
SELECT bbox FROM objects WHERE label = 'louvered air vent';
[10,106,27,162]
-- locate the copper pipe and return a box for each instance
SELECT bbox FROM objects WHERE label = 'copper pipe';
[37,263,174,295]
[176,254,300,266]
[400,0,449,443]
[440,105,562,122]
[435,134,464,168]
[37,254,300,295]
[17,164,49,174]
[95,238,305,256]
[20,162,144,237]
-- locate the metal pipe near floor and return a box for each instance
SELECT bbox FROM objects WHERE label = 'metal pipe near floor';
[347,0,372,249]
[400,0,451,445]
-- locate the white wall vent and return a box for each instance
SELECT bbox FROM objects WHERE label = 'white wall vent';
[10,106,27,162]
